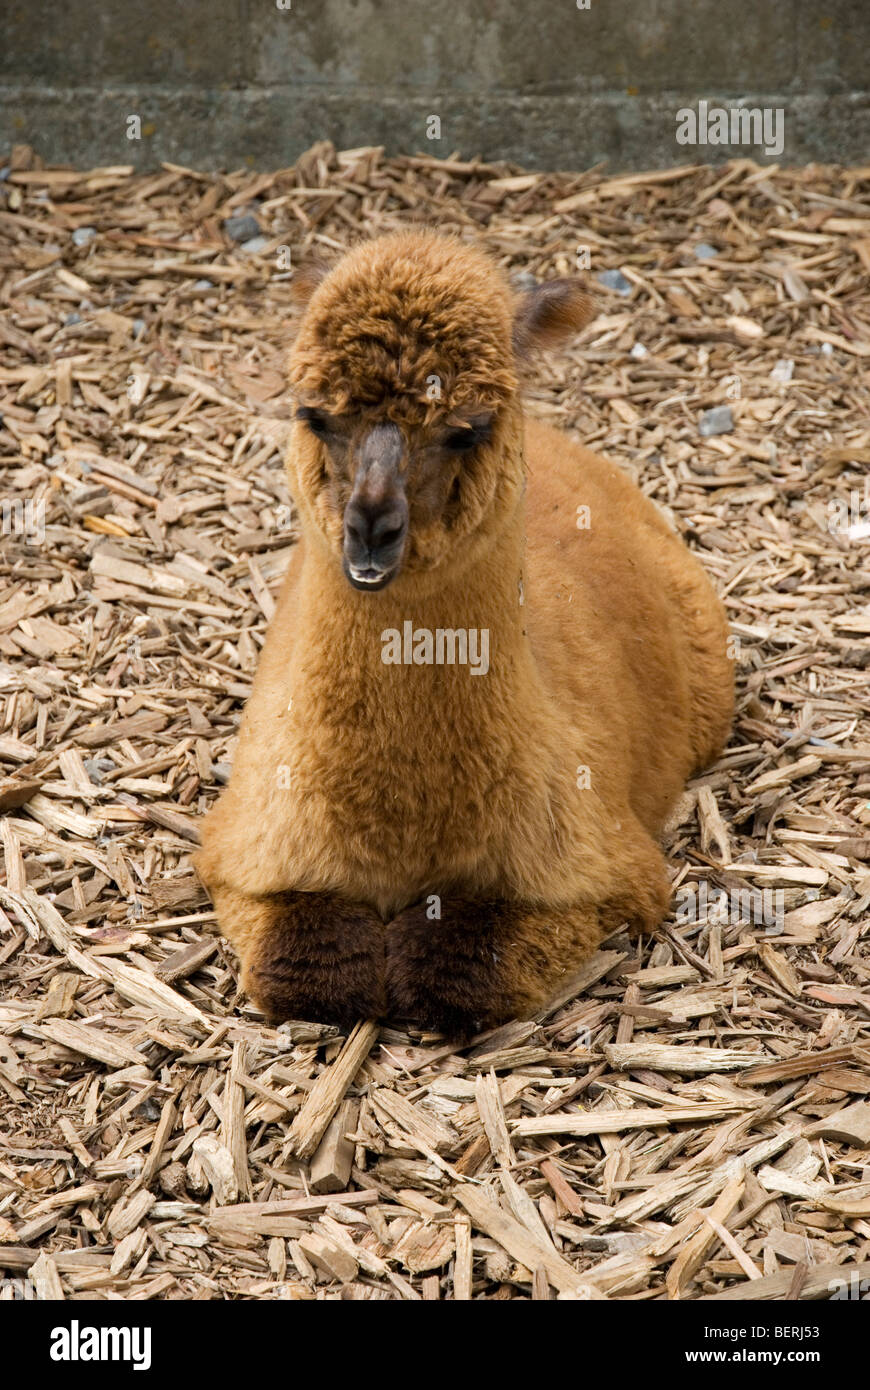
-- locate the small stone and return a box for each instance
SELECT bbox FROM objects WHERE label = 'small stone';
[513,270,538,291]
[770,357,794,384]
[157,1162,188,1201]
[596,268,632,295]
[71,226,97,246]
[240,235,270,255]
[64,312,82,327]
[693,242,718,260]
[84,757,116,784]
[699,406,734,437]
[821,341,834,356]
[134,1098,162,1122]
[132,318,146,338]
[223,212,261,243]
[192,278,214,291]
[630,342,648,359]
[69,483,107,504]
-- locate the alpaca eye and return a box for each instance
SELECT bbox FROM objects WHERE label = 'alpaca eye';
[444,428,478,452]
[298,408,328,436]
[444,417,493,453]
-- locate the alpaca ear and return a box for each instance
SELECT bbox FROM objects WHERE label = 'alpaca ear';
[291,255,331,307]
[512,279,596,356]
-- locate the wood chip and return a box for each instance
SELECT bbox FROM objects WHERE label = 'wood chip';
[455,1184,607,1299]
[286,1020,378,1159]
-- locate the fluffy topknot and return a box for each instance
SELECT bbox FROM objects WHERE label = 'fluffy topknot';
[289,232,519,426]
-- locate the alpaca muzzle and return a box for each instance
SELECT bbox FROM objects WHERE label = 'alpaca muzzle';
[343,422,408,590]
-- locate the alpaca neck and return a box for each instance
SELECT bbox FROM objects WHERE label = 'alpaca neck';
[296,498,529,690]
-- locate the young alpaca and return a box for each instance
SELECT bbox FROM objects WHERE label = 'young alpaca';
[195,231,733,1035]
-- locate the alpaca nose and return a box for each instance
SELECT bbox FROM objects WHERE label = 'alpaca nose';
[343,493,408,585]
[343,422,408,588]
[344,497,407,556]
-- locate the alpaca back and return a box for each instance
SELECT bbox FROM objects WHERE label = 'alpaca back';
[522,416,733,835]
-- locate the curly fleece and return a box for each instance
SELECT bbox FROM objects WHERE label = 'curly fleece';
[289,231,520,424]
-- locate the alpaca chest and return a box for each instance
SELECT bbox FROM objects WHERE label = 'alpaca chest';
[271,681,573,912]
[294,704,512,876]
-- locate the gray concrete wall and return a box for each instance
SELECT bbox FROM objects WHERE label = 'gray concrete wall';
[2,0,869,171]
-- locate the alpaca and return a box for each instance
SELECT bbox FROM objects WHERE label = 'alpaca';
[194,231,734,1035]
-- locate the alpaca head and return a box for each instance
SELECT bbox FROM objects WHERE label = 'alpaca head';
[287,231,594,592]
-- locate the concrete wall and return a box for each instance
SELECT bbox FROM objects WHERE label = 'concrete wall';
[2,0,869,171]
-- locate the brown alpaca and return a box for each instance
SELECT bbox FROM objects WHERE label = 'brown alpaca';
[195,231,734,1035]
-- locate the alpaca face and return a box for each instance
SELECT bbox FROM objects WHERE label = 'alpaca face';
[293,401,500,589]
[287,232,595,589]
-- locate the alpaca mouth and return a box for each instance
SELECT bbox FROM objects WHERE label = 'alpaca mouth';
[344,561,398,592]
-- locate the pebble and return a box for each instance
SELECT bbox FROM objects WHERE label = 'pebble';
[596,268,632,295]
[135,1098,163,1122]
[699,405,734,437]
[240,235,270,255]
[513,270,538,291]
[132,318,146,338]
[64,312,82,326]
[770,357,794,384]
[693,242,718,260]
[192,279,214,291]
[71,226,97,246]
[83,757,117,784]
[630,342,648,359]
[223,212,260,242]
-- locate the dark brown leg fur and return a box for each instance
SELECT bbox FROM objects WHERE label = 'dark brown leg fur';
[385,865,671,1037]
[245,891,385,1027]
[384,896,601,1037]
[385,898,517,1037]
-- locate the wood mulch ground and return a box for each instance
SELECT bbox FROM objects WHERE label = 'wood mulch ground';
[1,142,870,1301]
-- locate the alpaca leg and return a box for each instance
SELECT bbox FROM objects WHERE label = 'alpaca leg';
[209,884,385,1026]
[385,897,601,1035]
[598,843,674,941]
[385,854,671,1035]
